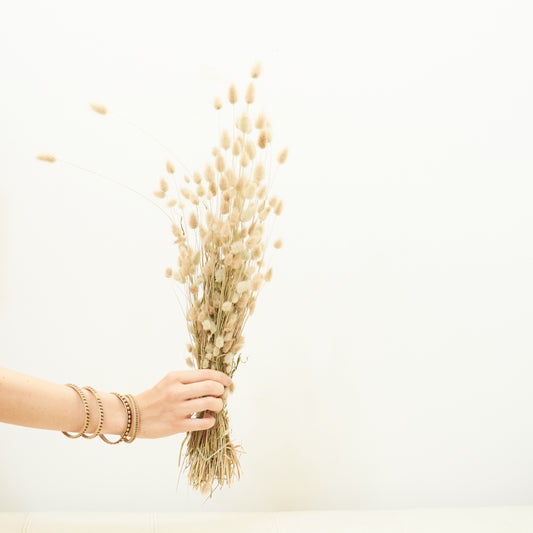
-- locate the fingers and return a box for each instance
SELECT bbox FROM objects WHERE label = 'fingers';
[182,380,225,401]
[186,413,216,432]
[174,369,232,387]
[183,396,224,417]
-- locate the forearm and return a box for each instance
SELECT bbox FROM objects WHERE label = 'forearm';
[0,366,127,436]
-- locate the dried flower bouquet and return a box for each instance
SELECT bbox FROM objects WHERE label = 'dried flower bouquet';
[36,61,287,498]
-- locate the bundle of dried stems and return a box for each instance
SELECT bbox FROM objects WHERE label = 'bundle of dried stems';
[36,60,287,499]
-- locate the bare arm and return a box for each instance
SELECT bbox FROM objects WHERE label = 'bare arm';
[0,366,127,435]
[0,366,233,438]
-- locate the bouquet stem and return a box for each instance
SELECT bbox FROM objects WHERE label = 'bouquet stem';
[178,408,245,498]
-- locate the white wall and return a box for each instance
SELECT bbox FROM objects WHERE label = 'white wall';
[1,0,532,512]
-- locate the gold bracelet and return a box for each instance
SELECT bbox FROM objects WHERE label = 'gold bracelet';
[62,384,91,439]
[99,392,132,445]
[123,394,140,444]
[80,386,104,439]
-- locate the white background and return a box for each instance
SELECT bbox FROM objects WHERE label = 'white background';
[1,0,532,512]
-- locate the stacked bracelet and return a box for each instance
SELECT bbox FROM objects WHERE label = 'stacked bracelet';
[62,384,91,439]
[61,383,140,445]
[81,386,104,439]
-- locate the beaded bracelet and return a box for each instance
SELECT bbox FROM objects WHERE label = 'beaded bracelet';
[99,392,132,445]
[61,384,140,444]
[123,393,140,444]
[81,385,104,439]
[62,384,91,439]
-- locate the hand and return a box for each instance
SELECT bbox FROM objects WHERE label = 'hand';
[132,369,233,439]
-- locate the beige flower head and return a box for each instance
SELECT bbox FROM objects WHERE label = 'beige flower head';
[257,130,267,149]
[274,239,283,249]
[278,147,289,164]
[166,160,175,174]
[89,102,107,115]
[236,280,251,294]
[36,153,56,163]
[215,153,225,173]
[232,140,241,156]
[228,84,238,104]
[245,139,256,160]
[164,267,173,278]
[220,129,231,150]
[237,113,252,134]
[189,212,199,229]
[245,83,255,104]
[159,178,169,192]
[214,96,223,110]
[253,163,265,183]
[255,112,266,129]
[251,61,262,79]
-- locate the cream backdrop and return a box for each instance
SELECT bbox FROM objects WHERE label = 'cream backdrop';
[1,0,532,513]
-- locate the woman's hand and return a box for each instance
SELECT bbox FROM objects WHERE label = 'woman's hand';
[133,369,233,438]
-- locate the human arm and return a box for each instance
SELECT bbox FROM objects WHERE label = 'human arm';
[0,366,233,438]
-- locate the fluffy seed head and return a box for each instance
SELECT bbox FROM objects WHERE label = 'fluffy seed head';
[205,164,215,182]
[251,274,263,291]
[165,267,173,278]
[232,140,241,156]
[240,204,255,222]
[243,182,256,199]
[245,83,255,104]
[212,146,219,157]
[159,178,169,192]
[251,61,262,78]
[36,153,56,163]
[278,147,289,164]
[167,198,177,207]
[185,356,195,368]
[215,153,225,173]
[215,336,225,349]
[275,200,283,216]
[253,163,265,183]
[265,268,273,282]
[90,102,107,115]
[214,96,223,110]
[202,319,216,333]
[220,130,231,150]
[189,212,198,229]
[237,113,252,134]
[231,240,244,254]
[240,152,250,168]
[257,130,267,149]
[255,112,266,129]
[228,84,238,104]
[222,301,233,312]
[219,175,229,191]
[236,280,251,293]
[274,239,283,249]
[226,168,237,186]
[245,139,256,160]
[257,185,267,199]
[153,190,165,199]
[166,160,175,174]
